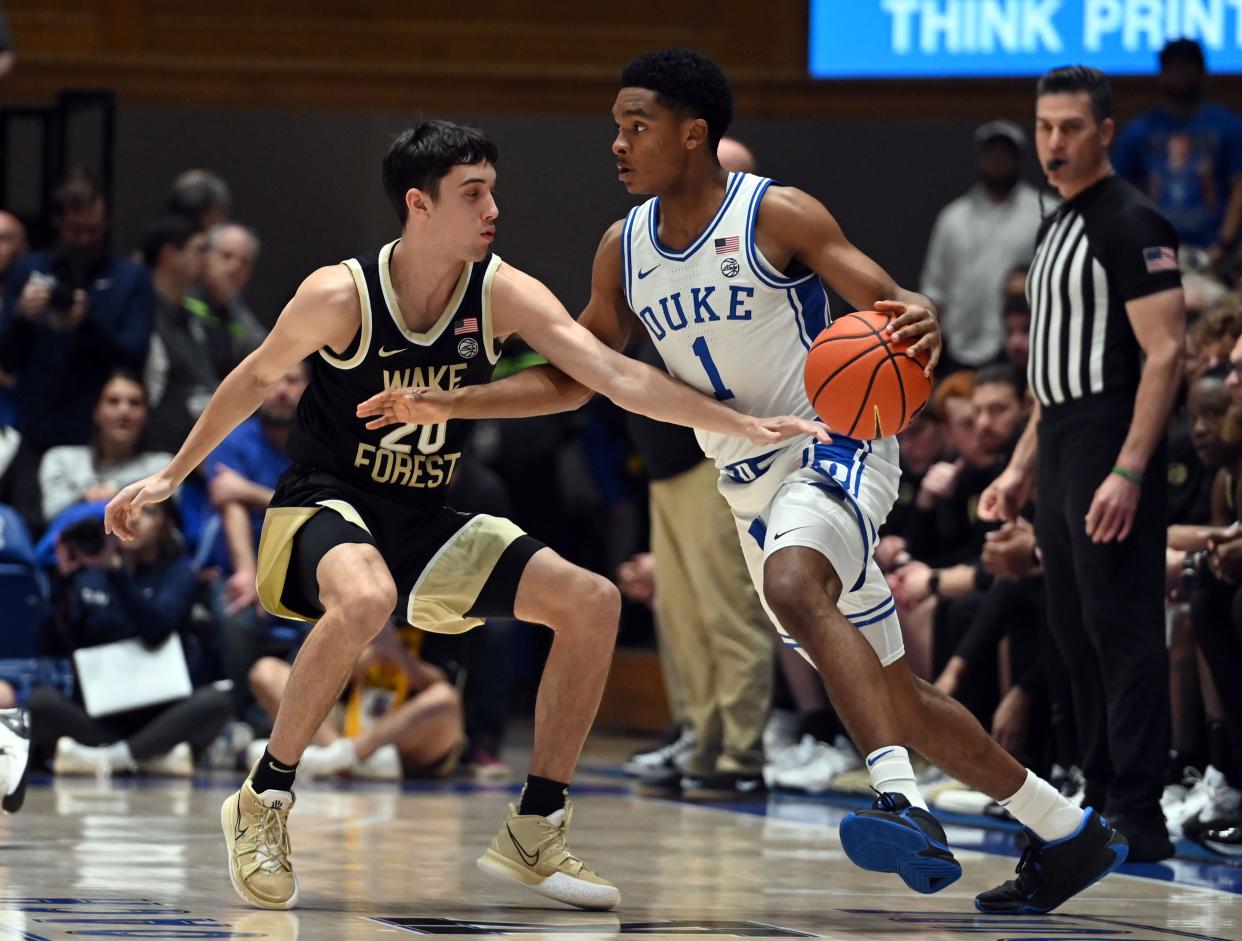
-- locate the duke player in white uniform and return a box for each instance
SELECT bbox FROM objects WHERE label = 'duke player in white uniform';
[369,50,1128,913]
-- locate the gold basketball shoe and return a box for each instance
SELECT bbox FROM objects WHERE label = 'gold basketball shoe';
[221,773,299,910]
[477,802,620,910]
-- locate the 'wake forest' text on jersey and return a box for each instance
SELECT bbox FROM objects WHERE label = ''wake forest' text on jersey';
[285,240,502,503]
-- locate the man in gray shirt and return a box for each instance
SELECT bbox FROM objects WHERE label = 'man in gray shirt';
[921,121,1042,372]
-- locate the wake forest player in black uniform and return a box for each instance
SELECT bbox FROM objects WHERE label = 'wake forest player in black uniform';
[105,122,821,912]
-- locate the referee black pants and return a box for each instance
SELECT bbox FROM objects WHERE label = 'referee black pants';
[1035,397,1169,823]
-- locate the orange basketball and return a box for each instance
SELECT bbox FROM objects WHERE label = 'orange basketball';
[803,310,931,439]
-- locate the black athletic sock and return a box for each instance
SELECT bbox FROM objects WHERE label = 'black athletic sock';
[250,747,299,794]
[518,774,568,817]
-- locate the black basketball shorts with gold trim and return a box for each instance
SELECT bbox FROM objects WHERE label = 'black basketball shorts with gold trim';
[255,464,544,633]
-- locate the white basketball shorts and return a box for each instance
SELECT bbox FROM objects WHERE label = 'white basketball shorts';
[717,434,905,667]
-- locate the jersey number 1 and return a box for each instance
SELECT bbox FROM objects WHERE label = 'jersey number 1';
[379,422,446,455]
[692,336,735,401]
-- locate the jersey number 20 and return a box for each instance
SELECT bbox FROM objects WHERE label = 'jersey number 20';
[379,422,446,455]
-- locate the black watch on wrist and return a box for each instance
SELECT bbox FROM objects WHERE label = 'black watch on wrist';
[928,570,941,598]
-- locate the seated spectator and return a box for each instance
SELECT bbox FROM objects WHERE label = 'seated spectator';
[28,502,229,776]
[188,222,265,378]
[1001,267,1031,373]
[0,170,154,451]
[38,369,172,523]
[167,169,232,232]
[247,622,463,780]
[141,214,215,453]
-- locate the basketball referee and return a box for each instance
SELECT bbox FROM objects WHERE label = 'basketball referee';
[980,66,1185,862]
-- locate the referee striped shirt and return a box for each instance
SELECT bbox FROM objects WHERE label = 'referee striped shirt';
[1027,175,1181,408]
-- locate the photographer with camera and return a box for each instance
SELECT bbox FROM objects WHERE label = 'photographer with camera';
[28,501,229,777]
[0,170,154,453]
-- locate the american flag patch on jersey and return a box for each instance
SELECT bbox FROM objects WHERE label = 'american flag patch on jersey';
[714,236,740,255]
[1143,246,1178,273]
[454,317,479,335]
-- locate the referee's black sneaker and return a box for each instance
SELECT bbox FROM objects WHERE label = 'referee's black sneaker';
[838,792,961,894]
[975,808,1128,914]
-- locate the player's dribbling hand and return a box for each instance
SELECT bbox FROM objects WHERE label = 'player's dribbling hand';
[104,472,176,541]
[748,415,830,446]
[875,299,942,377]
[356,387,456,429]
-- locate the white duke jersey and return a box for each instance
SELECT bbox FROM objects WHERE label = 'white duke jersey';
[623,172,895,479]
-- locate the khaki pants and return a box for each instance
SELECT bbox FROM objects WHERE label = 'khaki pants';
[650,460,773,774]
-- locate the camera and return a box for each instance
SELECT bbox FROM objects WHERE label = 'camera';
[60,516,106,559]
[46,255,85,314]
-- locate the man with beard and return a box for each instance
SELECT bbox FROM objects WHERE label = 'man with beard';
[207,361,310,724]
[1114,38,1242,261]
[921,121,1041,374]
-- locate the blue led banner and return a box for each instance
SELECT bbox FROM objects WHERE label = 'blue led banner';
[809,1,1242,78]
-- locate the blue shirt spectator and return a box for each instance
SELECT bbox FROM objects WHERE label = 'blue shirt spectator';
[1114,38,1242,252]
[0,172,154,450]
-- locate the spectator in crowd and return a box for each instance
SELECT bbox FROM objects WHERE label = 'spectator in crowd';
[37,367,171,526]
[188,223,266,378]
[0,170,154,452]
[1001,266,1032,372]
[167,169,232,232]
[38,369,171,524]
[29,502,230,776]
[892,365,1028,719]
[0,211,27,283]
[921,121,1041,372]
[1114,38,1242,260]
[141,214,216,453]
[247,622,464,780]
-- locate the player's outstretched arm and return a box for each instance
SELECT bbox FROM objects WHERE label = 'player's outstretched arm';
[358,222,632,430]
[762,186,943,374]
[106,265,360,540]
[483,260,826,446]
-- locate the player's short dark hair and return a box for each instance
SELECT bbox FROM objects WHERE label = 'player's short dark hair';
[53,168,105,217]
[974,362,1026,399]
[140,213,197,268]
[1036,65,1112,123]
[383,121,499,223]
[167,169,232,229]
[621,48,733,150]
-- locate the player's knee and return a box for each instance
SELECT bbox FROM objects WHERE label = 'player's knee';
[763,558,841,629]
[562,570,621,637]
[421,681,462,720]
[331,581,399,642]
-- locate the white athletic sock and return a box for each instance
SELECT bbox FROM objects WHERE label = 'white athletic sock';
[1000,769,1085,842]
[866,745,927,810]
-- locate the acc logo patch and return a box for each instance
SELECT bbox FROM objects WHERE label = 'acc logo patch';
[720,257,740,278]
[457,337,480,359]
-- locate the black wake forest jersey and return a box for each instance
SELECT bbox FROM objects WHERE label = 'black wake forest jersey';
[286,239,502,503]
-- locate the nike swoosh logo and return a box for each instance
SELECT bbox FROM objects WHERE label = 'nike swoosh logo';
[637,265,660,279]
[773,526,811,540]
[507,825,539,866]
[867,748,896,767]
[377,346,407,358]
